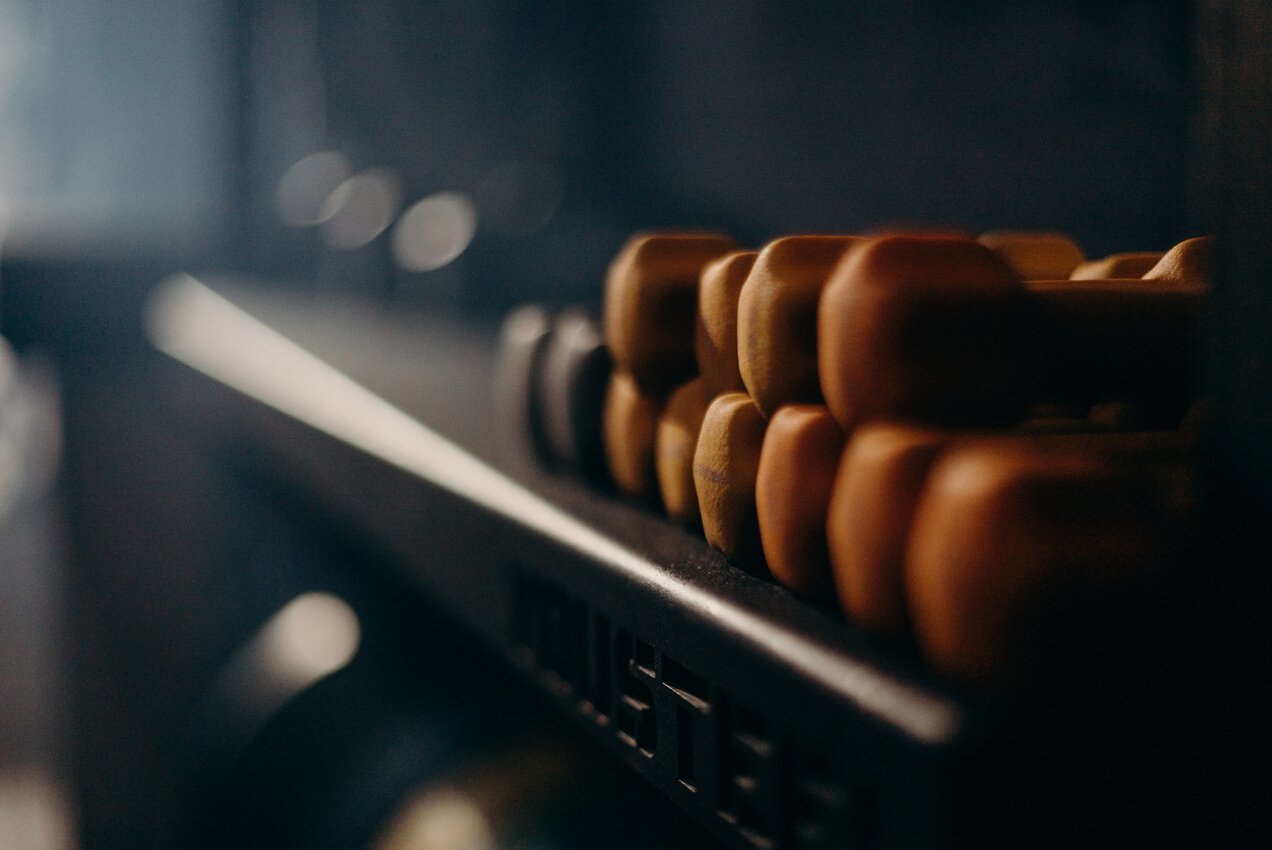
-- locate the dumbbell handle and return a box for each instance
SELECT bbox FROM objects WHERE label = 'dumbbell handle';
[1027,279,1203,408]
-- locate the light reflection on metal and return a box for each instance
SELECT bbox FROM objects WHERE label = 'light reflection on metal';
[202,591,360,735]
[321,168,402,249]
[145,275,963,746]
[391,192,478,272]
[274,151,352,227]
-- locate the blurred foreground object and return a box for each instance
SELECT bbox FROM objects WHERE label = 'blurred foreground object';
[0,339,75,850]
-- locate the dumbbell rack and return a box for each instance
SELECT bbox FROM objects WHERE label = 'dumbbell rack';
[155,278,1217,850]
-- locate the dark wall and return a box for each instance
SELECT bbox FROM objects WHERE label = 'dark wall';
[243,0,1196,312]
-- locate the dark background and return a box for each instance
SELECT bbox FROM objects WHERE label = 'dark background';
[238,0,1200,311]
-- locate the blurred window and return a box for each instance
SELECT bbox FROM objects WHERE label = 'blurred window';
[0,0,228,251]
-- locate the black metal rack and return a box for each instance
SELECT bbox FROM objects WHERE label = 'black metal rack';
[145,277,1236,850]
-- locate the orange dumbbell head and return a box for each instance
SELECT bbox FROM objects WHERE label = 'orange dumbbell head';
[1069,252,1163,280]
[826,423,948,637]
[818,235,1032,429]
[737,235,861,418]
[603,232,736,396]
[1142,236,1212,286]
[825,420,1154,638]
[755,405,846,598]
[977,231,1085,280]
[695,250,758,398]
[603,371,663,501]
[693,392,768,570]
[906,441,1196,694]
[655,378,711,524]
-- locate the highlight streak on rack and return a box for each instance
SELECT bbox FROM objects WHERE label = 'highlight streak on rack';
[144,273,962,746]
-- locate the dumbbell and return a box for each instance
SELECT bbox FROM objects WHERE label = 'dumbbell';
[494,305,555,471]
[695,250,758,398]
[601,232,735,500]
[689,238,855,559]
[603,372,663,502]
[753,405,846,597]
[1142,236,1212,285]
[1070,251,1163,280]
[989,243,1204,421]
[977,231,1085,280]
[735,235,861,418]
[906,439,1197,693]
[817,235,1204,430]
[603,232,737,396]
[693,392,767,570]
[655,378,710,524]
[1029,277,1200,420]
[825,424,946,637]
[825,422,1189,638]
[539,310,612,484]
[1071,237,1208,284]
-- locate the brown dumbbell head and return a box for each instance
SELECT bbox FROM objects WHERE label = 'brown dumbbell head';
[603,371,663,501]
[755,405,846,598]
[1142,236,1213,286]
[693,392,768,570]
[977,231,1086,280]
[603,232,737,395]
[818,235,1032,429]
[655,378,711,524]
[825,421,1178,638]
[906,440,1196,694]
[827,423,947,637]
[737,235,861,419]
[1069,252,1164,280]
[695,251,758,398]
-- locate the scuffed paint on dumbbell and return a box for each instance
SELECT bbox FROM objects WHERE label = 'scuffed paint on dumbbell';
[693,392,767,571]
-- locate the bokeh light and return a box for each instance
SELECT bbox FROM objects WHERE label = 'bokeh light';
[261,591,361,685]
[321,168,402,250]
[391,192,478,272]
[274,151,352,228]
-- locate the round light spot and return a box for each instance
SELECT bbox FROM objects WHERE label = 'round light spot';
[263,592,361,682]
[391,192,478,272]
[274,151,352,227]
[321,168,402,250]
[373,788,494,850]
